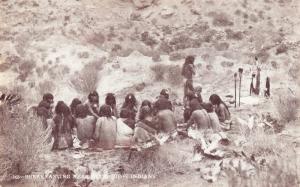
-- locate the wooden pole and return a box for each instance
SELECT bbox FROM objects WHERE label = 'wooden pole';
[238,68,243,107]
[234,73,237,108]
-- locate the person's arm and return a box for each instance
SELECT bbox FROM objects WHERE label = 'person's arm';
[137,122,157,135]
[186,112,195,129]
[87,103,100,118]
[218,105,227,122]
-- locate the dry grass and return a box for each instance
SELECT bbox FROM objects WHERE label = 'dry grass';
[274,94,299,123]
[228,155,299,187]
[128,143,188,176]
[69,64,100,95]
[0,104,52,181]
[150,64,183,86]
[37,80,56,97]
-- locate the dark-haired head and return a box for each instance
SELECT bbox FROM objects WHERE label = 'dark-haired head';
[88,91,99,104]
[99,104,112,118]
[43,93,54,104]
[123,93,137,109]
[209,94,229,113]
[70,98,82,115]
[141,100,152,109]
[139,106,152,121]
[105,93,116,107]
[160,89,169,99]
[205,103,214,113]
[55,101,70,116]
[185,55,195,65]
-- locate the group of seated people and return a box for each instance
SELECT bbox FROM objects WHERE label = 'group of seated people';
[33,87,231,151]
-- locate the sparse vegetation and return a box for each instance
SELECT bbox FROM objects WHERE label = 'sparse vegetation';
[151,64,183,86]
[69,64,100,95]
[38,80,56,97]
[0,104,52,181]
[274,93,299,122]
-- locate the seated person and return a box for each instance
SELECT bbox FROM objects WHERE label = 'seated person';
[205,103,221,132]
[153,89,173,114]
[119,109,135,130]
[184,92,203,122]
[51,101,74,150]
[105,93,118,118]
[70,98,82,118]
[85,91,100,118]
[209,94,231,122]
[37,93,54,129]
[186,102,211,130]
[133,106,157,144]
[116,111,134,147]
[94,105,117,150]
[121,93,138,121]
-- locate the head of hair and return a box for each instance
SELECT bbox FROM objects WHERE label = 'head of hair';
[88,91,99,103]
[99,104,112,118]
[160,89,169,99]
[139,106,152,121]
[70,98,82,114]
[205,103,214,113]
[105,93,116,107]
[185,55,195,65]
[43,93,54,103]
[55,101,70,116]
[209,94,230,113]
[141,100,152,109]
[123,93,137,108]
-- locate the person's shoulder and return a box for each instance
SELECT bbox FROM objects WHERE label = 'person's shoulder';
[219,103,227,109]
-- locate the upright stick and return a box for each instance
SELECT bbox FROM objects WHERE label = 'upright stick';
[234,73,237,108]
[238,68,243,107]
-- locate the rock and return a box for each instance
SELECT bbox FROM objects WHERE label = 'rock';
[221,61,234,68]
[169,52,185,61]
[160,7,175,19]
[135,82,146,91]
[130,11,142,21]
[132,0,154,9]
[152,53,161,62]
[190,8,201,15]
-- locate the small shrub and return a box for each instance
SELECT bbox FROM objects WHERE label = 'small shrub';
[69,64,99,95]
[86,32,105,47]
[0,104,52,181]
[225,29,243,40]
[150,64,168,81]
[274,94,299,122]
[166,65,183,86]
[141,31,158,48]
[212,12,234,27]
[17,61,36,82]
[276,44,288,55]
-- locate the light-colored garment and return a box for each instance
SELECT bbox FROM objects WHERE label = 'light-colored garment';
[116,118,133,146]
[155,110,177,133]
[187,109,211,130]
[76,116,96,142]
[94,117,117,150]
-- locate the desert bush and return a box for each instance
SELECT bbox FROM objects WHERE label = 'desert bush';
[276,44,288,55]
[47,64,70,80]
[0,104,52,181]
[69,64,100,95]
[150,64,168,81]
[228,156,299,187]
[150,64,183,85]
[288,63,300,81]
[17,61,36,82]
[166,65,183,86]
[141,31,158,48]
[128,143,187,176]
[211,12,234,27]
[225,29,243,40]
[86,32,105,47]
[274,94,299,122]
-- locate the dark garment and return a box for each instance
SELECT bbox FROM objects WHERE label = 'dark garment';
[153,98,173,114]
[52,114,73,150]
[121,105,137,121]
[123,118,135,129]
[75,104,89,118]
[184,108,192,123]
[184,79,194,98]
[190,98,203,112]
[181,64,195,80]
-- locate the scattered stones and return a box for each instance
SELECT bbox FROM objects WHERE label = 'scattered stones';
[130,11,142,21]
[135,82,146,91]
[132,0,154,9]
[221,61,234,68]
[276,43,288,55]
[190,8,201,15]
[160,7,175,19]
[78,51,90,59]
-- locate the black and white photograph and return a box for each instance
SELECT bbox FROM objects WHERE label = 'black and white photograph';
[0,0,299,186]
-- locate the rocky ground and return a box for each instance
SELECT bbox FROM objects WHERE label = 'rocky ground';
[0,0,300,186]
